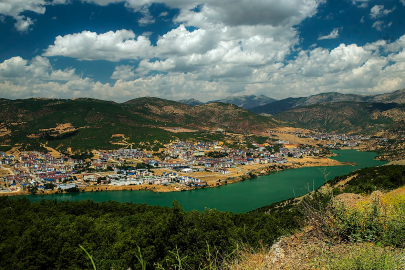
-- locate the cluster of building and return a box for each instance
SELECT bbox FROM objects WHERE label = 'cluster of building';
[0,139,324,192]
[107,170,204,186]
[0,151,78,191]
[143,140,322,173]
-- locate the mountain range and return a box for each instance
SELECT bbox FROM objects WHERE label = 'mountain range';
[179,95,277,109]
[250,89,405,115]
[273,102,402,133]
[0,97,277,152]
[2,88,405,153]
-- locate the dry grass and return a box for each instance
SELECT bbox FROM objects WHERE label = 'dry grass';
[226,228,405,270]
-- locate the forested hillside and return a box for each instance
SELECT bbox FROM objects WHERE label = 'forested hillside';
[0,98,277,153]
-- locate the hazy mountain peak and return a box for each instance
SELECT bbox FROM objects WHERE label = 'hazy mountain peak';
[208,95,277,109]
[178,98,204,106]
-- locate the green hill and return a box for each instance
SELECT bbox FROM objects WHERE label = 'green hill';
[273,102,401,133]
[0,97,278,152]
[250,89,405,115]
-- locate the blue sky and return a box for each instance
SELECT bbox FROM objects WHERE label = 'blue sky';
[0,0,405,102]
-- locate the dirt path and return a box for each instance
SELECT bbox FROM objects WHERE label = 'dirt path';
[40,142,62,158]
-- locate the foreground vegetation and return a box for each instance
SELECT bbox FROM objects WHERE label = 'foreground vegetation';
[0,198,299,270]
[2,165,405,269]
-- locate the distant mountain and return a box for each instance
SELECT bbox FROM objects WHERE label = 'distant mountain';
[0,97,278,152]
[125,97,278,133]
[250,89,405,115]
[178,98,204,106]
[273,102,402,133]
[208,95,277,109]
[250,97,305,115]
[372,88,405,103]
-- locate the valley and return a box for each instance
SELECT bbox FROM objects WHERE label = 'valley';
[2,88,405,197]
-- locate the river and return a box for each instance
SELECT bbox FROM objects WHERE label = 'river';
[23,150,387,213]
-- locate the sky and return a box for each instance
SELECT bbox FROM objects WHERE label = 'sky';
[0,0,405,103]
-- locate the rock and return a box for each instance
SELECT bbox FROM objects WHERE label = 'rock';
[333,193,364,208]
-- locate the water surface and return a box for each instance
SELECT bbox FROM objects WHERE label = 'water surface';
[23,150,386,213]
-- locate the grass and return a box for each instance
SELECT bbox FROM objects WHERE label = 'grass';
[307,194,405,247]
[80,245,97,270]
[315,243,405,270]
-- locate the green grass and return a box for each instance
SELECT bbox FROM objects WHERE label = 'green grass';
[316,244,405,270]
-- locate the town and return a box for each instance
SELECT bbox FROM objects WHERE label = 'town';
[0,131,379,195]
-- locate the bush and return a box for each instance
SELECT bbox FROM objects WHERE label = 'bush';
[301,191,405,247]
[0,197,300,270]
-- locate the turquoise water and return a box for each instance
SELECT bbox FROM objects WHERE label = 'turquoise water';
[23,150,386,213]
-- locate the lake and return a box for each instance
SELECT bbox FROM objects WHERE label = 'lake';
[23,150,387,213]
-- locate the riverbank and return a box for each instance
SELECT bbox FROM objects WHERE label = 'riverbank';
[1,155,345,196]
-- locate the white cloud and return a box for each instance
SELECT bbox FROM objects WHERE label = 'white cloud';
[0,0,46,17]
[0,0,70,32]
[360,16,364,23]
[159,11,168,17]
[0,56,78,82]
[370,5,396,19]
[2,0,405,101]
[372,20,392,31]
[0,0,45,32]
[43,30,153,61]
[136,59,176,74]
[43,0,319,76]
[351,0,369,8]
[137,5,155,26]
[401,0,405,6]
[318,28,340,40]
[174,0,320,28]
[51,0,71,4]
[111,65,136,80]
[4,34,405,102]
[50,69,78,81]
[14,16,35,32]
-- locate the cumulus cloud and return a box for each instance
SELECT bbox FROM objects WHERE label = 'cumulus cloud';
[0,0,70,32]
[318,28,340,40]
[43,0,320,77]
[4,33,405,102]
[14,16,35,32]
[0,0,46,32]
[2,0,405,102]
[0,0,46,17]
[111,65,137,80]
[0,56,78,82]
[174,0,320,28]
[370,5,396,19]
[43,30,153,61]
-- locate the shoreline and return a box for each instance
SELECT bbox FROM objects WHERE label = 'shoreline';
[1,155,347,197]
